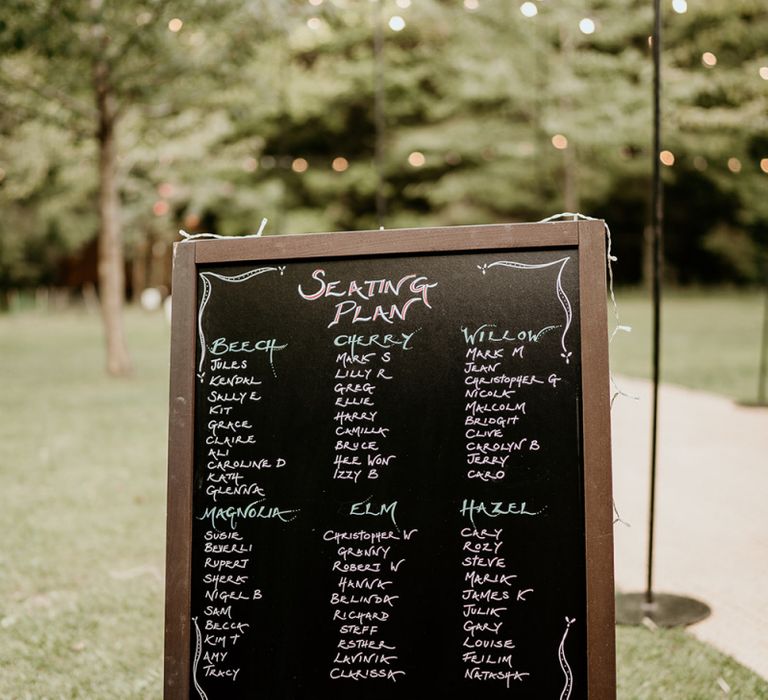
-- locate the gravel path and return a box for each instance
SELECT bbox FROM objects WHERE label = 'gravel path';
[611,376,768,679]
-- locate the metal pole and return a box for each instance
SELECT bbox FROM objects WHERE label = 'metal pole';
[372,0,387,228]
[646,0,663,606]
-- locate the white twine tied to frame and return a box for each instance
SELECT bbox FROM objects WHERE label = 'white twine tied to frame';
[540,212,634,527]
[179,217,269,241]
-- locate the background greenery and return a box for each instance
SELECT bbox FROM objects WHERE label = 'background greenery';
[1,0,767,294]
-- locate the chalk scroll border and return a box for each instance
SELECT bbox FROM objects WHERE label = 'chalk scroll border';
[191,616,209,700]
[196,266,284,379]
[558,616,576,700]
[478,257,573,364]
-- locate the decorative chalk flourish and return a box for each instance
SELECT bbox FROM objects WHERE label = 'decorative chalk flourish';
[478,258,573,364]
[558,616,576,700]
[197,267,282,377]
[192,616,210,700]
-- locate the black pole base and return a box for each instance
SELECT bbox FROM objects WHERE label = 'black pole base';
[615,592,711,628]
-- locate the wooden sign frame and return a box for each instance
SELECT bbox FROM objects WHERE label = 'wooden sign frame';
[164,220,615,698]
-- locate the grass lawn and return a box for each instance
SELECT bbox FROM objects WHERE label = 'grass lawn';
[609,288,766,401]
[0,305,766,698]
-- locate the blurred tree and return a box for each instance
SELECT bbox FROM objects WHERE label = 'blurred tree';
[661,0,768,284]
[0,0,263,375]
[1,0,767,309]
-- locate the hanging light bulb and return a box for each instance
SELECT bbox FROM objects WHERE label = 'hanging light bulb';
[672,0,687,14]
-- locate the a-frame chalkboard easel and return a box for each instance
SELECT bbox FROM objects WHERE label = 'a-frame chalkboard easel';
[165,220,615,699]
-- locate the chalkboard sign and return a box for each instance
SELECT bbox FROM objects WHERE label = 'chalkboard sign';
[165,221,615,699]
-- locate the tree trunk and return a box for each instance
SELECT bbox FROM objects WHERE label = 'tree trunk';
[95,59,132,377]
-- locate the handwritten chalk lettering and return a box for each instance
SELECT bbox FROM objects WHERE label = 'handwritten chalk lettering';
[465,415,520,428]
[465,374,543,390]
[462,589,510,602]
[329,298,422,327]
[464,388,518,401]
[204,620,249,633]
[334,379,376,392]
[460,527,503,540]
[462,322,559,346]
[465,362,501,374]
[460,499,543,526]
[204,530,243,541]
[336,351,377,366]
[333,468,362,483]
[334,455,362,466]
[209,374,262,387]
[198,500,300,530]
[298,269,435,303]
[337,545,391,560]
[205,558,249,571]
[203,635,228,648]
[335,441,380,452]
[206,457,286,471]
[203,542,253,554]
[463,540,503,555]
[323,529,414,545]
[331,593,400,606]
[333,368,373,382]
[465,572,517,587]
[209,405,233,415]
[462,555,506,568]
[204,589,254,603]
[206,473,243,485]
[338,625,379,636]
[209,337,287,364]
[332,651,399,666]
[464,669,530,687]
[333,610,390,623]
[367,453,395,467]
[330,668,406,681]
[466,347,504,361]
[210,359,248,371]
[204,605,233,618]
[463,620,503,636]
[462,653,515,668]
[466,438,534,453]
[338,639,396,650]
[463,605,507,618]
[205,434,257,447]
[208,390,262,404]
[333,561,382,573]
[337,576,394,592]
[335,411,378,424]
[299,270,436,327]
[203,665,240,682]
[205,483,265,503]
[463,637,515,649]
[203,574,249,589]
[335,396,375,408]
[333,331,419,354]
[207,419,253,436]
[349,499,399,528]
[465,401,526,417]
[335,425,390,438]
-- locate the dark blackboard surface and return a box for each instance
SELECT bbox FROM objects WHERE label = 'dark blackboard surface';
[188,248,588,698]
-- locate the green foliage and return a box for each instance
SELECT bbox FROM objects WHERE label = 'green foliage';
[1,0,767,288]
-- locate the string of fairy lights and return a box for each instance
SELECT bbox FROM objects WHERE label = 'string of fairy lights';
[134,5,768,216]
